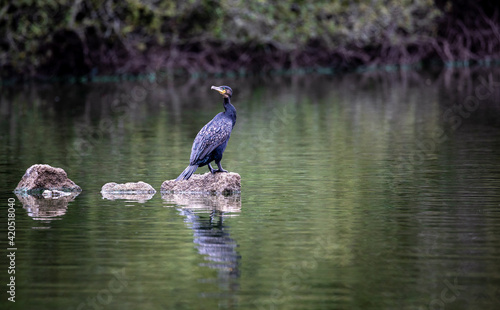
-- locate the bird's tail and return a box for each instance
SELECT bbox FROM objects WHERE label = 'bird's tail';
[175,165,198,181]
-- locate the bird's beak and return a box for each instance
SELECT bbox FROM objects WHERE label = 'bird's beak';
[211,86,226,95]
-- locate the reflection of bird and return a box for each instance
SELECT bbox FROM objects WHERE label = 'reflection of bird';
[179,208,241,280]
[176,86,237,181]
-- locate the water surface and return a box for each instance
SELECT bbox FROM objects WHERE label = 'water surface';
[1,69,500,309]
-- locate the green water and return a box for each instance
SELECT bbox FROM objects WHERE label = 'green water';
[1,69,500,310]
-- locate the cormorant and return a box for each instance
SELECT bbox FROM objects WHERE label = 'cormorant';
[176,86,237,181]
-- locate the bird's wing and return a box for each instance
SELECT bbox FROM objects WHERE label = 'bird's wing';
[190,117,233,164]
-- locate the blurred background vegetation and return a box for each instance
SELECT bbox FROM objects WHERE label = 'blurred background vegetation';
[1,0,499,80]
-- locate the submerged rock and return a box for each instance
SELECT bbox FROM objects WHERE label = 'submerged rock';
[161,172,241,194]
[42,190,73,198]
[101,181,156,202]
[14,164,82,193]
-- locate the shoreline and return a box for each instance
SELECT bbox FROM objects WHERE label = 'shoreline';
[2,55,500,87]
[2,1,499,84]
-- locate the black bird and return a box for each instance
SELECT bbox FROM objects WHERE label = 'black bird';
[176,86,237,181]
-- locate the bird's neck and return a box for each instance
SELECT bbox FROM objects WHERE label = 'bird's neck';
[223,97,236,121]
[223,97,234,112]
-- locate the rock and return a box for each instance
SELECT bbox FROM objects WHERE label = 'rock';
[101,181,156,202]
[101,181,156,193]
[14,164,82,193]
[161,172,241,194]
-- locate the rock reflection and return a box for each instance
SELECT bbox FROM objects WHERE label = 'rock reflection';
[162,193,241,294]
[16,192,80,223]
[101,192,155,203]
[162,193,241,214]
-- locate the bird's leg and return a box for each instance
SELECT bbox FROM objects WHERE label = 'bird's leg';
[208,163,216,174]
[215,160,228,173]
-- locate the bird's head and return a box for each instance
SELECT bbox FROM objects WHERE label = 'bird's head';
[211,85,233,98]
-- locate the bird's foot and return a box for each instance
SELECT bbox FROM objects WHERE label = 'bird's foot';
[209,163,228,174]
[210,168,228,174]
